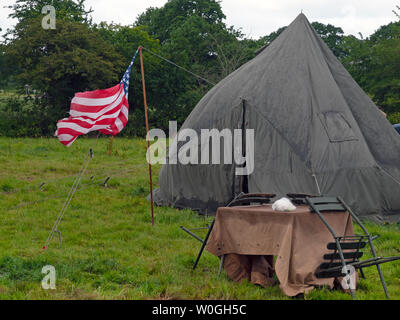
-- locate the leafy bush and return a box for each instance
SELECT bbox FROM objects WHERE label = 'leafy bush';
[388,112,400,125]
[0,95,56,137]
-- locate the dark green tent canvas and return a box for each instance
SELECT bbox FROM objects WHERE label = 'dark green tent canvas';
[154,14,400,222]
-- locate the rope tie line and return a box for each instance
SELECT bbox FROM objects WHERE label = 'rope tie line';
[43,135,101,250]
[140,46,216,86]
[43,148,94,250]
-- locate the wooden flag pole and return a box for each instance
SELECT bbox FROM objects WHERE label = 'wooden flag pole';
[139,46,155,226]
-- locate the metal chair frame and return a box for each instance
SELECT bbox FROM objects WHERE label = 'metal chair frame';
[306,196,400,300]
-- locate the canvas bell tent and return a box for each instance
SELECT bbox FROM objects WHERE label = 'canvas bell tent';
[153,13,400,222]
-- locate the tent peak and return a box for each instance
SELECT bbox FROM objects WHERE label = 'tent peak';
[295,12,309,21]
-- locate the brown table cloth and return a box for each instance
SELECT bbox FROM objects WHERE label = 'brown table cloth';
[206,204,354,297]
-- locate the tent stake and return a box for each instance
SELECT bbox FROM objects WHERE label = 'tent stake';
[139,46,155,226]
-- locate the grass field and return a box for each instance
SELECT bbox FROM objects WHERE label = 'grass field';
[0,137,399,300]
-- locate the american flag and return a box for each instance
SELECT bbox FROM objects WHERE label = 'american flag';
[55,50,139,147]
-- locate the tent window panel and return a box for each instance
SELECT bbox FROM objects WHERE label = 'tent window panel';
[319,111,358,143]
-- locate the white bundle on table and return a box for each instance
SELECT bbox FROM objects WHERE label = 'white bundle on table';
[272,198,297,212]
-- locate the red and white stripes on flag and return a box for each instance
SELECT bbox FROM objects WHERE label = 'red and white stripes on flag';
[55,50,138,147]
[55,84,129,146]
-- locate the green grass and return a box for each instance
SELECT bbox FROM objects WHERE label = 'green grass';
[0,137,399,300]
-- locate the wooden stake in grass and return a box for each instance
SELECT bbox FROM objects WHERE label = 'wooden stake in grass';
[107,136,114,156]
[139,46,155,226]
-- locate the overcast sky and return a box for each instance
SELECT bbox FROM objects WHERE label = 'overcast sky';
[1,0,399,39]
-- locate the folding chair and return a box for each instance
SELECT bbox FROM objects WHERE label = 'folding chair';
[181,193,276,274]
[306,196,400,300]
[287,193,318,204]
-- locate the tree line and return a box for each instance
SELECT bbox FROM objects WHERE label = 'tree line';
[0,0,399,137]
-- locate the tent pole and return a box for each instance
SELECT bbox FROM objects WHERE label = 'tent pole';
[139,46,155,226]
[312,173,322,196]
